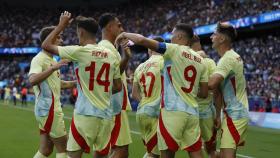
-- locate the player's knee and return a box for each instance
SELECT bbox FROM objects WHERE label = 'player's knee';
[205,144,216,154]
[41,147,53,157]
[114,146,129,158]
[119,149,129,158]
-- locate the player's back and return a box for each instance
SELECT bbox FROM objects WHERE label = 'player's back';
[58,44,121,118]
[134,55,163,116]
[161,43,208,114]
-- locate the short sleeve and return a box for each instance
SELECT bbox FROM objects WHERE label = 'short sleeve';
[207,58,217,76]
[162,43,178,59]
[200,59,209,83]
[58,45,80,61]
[28,57,43,76]
[214,56,232,78]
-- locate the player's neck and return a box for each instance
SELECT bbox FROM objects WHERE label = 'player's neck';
[217,45,231,57]
[102,33,115,45]
[80,39,96,46]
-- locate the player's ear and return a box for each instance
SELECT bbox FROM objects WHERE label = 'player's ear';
[80,28,86,37]
[219,34,226,43]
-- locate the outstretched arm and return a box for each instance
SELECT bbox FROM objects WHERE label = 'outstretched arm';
[116,32,162,53]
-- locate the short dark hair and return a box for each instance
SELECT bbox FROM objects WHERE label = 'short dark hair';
[152,36,165,42]
[174,23,194,40]
[75,16,99,36]
[217,22,237,42]
[98,13,117,29]
[40,26,56,43]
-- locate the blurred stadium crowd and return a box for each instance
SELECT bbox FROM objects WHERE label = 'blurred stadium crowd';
[1,0,279,47]
[0,0,279,112]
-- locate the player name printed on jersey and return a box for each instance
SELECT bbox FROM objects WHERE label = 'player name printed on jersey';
[91,51,108,58]
[181,51,202,63]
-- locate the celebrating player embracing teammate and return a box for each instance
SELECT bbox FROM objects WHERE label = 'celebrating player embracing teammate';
[29,9,249,158]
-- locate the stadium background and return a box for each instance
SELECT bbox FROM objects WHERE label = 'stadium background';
[0,0,279,157]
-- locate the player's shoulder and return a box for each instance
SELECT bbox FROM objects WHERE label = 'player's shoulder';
[98,40,117,52]
[60,45,82,50]
[165,42,180,50]
[204,57,216,66]
[31,51,46,63]
[85,44,114,55]
[95,45,120,63]
[98,40,112,47]
[224,49,240,59]
[135,62,145,73]
[221,49,242,64]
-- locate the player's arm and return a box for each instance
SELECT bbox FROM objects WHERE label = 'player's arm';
[41,11,73,55]
[119,39,132,74]
[112,78,122,94]
[61,80,76,89]
[132,82,141,102]
[29,60,69,86]
[197,82,208,98]
[213,88,223,129]
[208,74,224,90]
[116,32,162,53]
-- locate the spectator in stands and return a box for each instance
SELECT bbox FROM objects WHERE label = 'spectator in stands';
[21,86,28,107]
[0,0,279,112]
[12,86,17,106]
[0,0,279,47]
[0,87,4,100]
[4,86,11,105]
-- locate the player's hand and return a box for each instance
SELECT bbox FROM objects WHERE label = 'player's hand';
[214,115,221,130]
[58,11,73,28]
[119,38,132,59]
[51,59,70,71]
[115,32,126,46]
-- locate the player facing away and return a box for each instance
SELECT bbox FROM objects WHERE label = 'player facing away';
[132,36,165,158]
[191,35,219,158]
[98,13,132,158]
[115,23,209,158]
[41,11,123,158]
[29,26,76,158]
[208,22,249,158]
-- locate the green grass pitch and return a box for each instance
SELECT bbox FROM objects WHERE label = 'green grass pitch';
[0,101,279,158]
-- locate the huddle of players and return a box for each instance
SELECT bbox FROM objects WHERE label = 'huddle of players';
[29,11,249,158]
